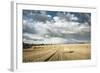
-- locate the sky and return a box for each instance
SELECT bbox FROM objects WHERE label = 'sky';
[23,10,91,44]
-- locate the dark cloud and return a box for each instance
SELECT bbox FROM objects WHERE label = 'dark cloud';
[72,13,91,25]
[23,10,52,23]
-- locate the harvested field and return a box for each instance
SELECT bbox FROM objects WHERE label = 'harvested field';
[23,44,91,62]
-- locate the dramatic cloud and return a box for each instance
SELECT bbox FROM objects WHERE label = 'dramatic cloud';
[23,10,91,44]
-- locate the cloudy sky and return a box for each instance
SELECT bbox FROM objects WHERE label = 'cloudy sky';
[23,10,91,44]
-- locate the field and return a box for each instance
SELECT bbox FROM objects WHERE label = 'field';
[23,44,91,62]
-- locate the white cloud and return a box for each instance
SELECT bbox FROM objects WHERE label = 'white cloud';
[47,15,52,18]
[53,16,59,22]
[23,33,44,40]
[23,11,91,44]
[43,37,67,44]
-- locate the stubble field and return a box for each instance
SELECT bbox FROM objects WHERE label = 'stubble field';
[23,43,91,62]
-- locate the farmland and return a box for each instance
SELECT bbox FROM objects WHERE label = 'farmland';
[23,43,91,62]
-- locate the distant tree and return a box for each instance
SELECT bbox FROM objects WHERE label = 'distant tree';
[23,42,32,49]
